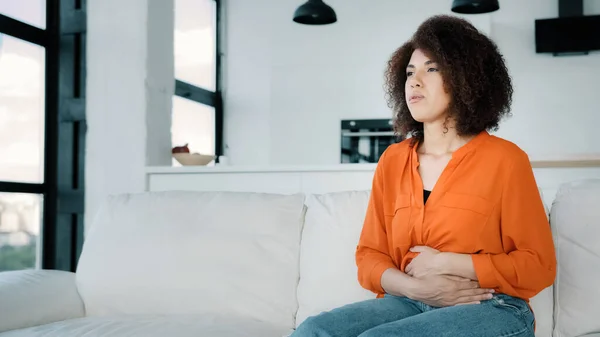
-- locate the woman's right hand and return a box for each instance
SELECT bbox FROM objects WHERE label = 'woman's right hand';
[407,275,495,307]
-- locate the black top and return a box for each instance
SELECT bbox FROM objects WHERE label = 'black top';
[424,189,432,204]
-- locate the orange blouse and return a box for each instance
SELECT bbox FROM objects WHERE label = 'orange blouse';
[355,131,556,300]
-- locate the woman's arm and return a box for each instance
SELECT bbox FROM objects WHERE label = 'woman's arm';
[380,267,414,297]
[355,150,397,295]
[469,151,557,298]
[436,252,478,280]
[405,246,478,280]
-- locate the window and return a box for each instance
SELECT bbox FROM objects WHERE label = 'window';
[0,35,45,184]
[0,1,86,272]
[174,0,216,91]
[172,96,215,157]
[172,0,222,164]
[0,0,46,29]
[0,193,42,271]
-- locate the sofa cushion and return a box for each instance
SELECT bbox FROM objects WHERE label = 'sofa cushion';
[0,270,84,333]
[529,187,554,337]
[551,179,600,337]
[0,314,292,337]
[529,285,554,337]
[76,191,305,330]
[296,191,376,327]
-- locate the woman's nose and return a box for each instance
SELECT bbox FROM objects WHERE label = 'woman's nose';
[409,78,422,88]
[408,73,423,88]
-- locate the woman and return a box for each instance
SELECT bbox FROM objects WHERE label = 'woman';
[292,15,556,337]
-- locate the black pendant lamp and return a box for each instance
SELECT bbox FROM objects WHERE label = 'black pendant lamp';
[293,0,337,25]
[451,0,499,14]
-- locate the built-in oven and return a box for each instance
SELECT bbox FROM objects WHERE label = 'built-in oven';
[340,118,402,163]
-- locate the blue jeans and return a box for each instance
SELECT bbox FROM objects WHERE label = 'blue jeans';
[291,294,535,337]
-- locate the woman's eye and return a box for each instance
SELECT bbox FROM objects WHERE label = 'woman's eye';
[428,68,438,72]
[406,71,413,76]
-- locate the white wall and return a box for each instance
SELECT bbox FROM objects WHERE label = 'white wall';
[85,0,174,230]
[223,0,600,166]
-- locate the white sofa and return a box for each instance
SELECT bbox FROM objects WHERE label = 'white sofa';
[1,179,599,337]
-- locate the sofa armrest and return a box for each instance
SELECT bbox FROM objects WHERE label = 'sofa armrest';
[0,269,85,333]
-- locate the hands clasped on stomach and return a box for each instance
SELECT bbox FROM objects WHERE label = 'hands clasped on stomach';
[381,245,495,307]
[407,274,495,307]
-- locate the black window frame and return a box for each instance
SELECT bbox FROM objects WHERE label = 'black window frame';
[173,0,223,161]
[0,0,86,272]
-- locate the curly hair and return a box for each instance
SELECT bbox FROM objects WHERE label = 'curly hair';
[384,15,513,144]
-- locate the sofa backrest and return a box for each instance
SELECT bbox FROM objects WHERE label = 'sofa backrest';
[295,191,377,326]
[75,179,600,336]
[76,191,306,331]
[550,179,600,337]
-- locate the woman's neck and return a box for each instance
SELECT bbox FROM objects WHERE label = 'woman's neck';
[419,119,472,156]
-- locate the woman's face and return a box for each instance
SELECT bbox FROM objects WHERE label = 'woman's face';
[405,49,451,123]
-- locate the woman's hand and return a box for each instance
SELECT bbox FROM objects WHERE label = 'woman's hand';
[406,246,480,281]
[407,275,495,307]
[405,246,443,278]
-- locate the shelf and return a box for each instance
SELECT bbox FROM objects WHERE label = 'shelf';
[146,163,378,174]
[530,157,600,168]
[147,156,600,174]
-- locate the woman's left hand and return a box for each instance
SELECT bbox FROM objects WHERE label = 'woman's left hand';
[405,246,443,278]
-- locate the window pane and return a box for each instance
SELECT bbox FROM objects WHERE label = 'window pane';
[171,96,215,166]
[174,0,216,91]
[0,0,46,29]
[0,34,45,183]
[0,193,42,272]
